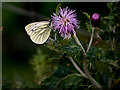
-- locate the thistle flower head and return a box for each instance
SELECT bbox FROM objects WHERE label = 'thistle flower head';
[92,13,100,21]
[91,13,100,27]
[51,7,79,39]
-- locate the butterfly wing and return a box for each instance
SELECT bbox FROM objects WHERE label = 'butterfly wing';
[25,21,51,44]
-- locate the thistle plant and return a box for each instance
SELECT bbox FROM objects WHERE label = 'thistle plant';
[39,3,120,88]
[48,7,102,88]
[2,2,120,89]
[24,2,120,89]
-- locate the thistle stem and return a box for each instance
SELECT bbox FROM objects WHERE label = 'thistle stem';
[83,56,102,88]
[86,27,95,52]
[73,33,86,55]
[73,30,102,88]
[67,56,87,78]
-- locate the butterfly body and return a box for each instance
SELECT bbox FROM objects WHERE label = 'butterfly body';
[25,21,52,44]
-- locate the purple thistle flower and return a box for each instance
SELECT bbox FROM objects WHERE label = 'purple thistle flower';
[91,13,100,27]
[92,13,100,21]
[51,7,79,39]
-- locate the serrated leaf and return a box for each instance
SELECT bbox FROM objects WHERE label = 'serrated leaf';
[40,57,85,88]
[85,20,93,33]
[58,74,89,89]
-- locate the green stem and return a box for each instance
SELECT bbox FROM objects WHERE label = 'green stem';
[83,57,102,88]
[73,33,86,55]
[67,56,87,78]
[74,31,102,88]
[86,27,95,52]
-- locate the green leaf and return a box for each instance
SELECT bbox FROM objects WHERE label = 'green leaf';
[94,61,110,87]
[58,74,90,89]
[40,56,88,88]
[95,61,110,77]
[107,2,120,14]
[85,20,93,33]
[86,47,103,62]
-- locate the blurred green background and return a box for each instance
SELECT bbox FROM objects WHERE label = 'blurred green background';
[2,2,110,88]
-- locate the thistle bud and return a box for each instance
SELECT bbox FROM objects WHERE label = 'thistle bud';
[91,13,100,27]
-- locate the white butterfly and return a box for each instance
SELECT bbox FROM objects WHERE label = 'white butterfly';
[25,21,52,44]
